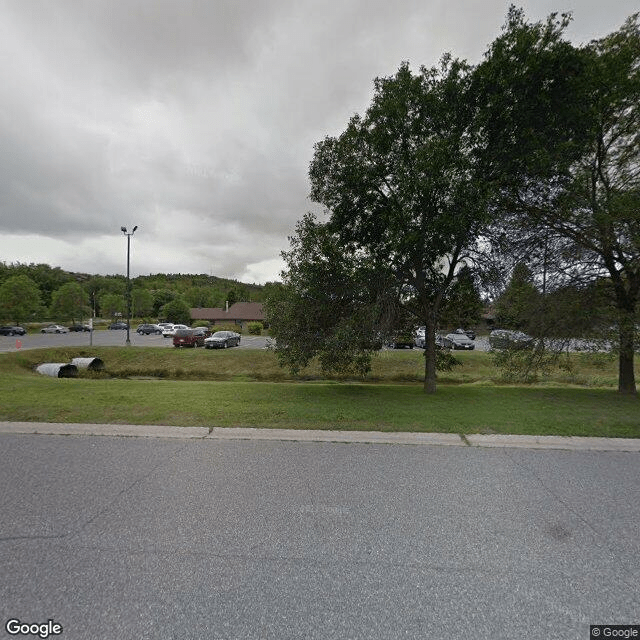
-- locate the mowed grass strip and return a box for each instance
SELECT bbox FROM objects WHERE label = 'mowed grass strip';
[0,372,638,437]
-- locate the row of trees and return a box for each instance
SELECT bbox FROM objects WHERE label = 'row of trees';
[266,8,639,395]
[0,265,265,325]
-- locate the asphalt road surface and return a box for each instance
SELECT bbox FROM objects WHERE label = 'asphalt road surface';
[1,432,638,639]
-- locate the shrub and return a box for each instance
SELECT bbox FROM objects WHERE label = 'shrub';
[213,324,241,333]
[492,345,557,383]
[247,322,263,335]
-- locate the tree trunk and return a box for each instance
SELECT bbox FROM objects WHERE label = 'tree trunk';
[423,315,437,394]
[618,320,637,395]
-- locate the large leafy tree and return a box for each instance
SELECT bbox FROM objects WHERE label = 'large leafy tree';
[100,293,125,319]
[307,58,490,392]
[0,275,42,324]
[493,263,540,331]
[131,288,154,317]
[438,265,484,330]
[50,282,90,323]
[265,213,396,377]
[162,297,192,325]
[476,9,640,394]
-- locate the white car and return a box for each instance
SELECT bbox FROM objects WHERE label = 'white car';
[162,324,189,338]
[41,324,69,334]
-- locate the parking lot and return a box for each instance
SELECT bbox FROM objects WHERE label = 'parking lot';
[0,329,271,353]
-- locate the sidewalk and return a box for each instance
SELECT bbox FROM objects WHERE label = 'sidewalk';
[1,421,639,451]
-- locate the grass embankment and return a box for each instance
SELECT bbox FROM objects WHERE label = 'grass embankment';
[0,347,638,437]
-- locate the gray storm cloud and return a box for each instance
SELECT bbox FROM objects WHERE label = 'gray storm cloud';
[1,0,637,283]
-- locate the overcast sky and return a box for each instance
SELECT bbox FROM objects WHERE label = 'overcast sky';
[1,1,637,284]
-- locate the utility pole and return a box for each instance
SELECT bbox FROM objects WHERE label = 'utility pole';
[121,226,138,345]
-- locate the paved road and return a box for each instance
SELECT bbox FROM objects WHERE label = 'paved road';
[1,431,638,639]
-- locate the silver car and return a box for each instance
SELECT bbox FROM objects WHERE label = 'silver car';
[41,324,69,334]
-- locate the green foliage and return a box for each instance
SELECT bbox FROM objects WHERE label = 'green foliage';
[247,322,263,335]
[0,265,267,324]
[49,282,90,323]
[162,297,192,325]
[297,58,492,391]
[226,289,238,306]
[478,10,640,393]
[434,350,462,373]
[212,324,241,333]
[492,345,557,384]
[265,215,394,377]
[494,263,540,331]
[152,289,176,316]
[0,275,43,324]
[439,265,484,329]
[100,293,125,319]
[0,262,73,308]
[131,288,153,317]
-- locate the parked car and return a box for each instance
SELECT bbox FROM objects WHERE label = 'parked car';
[162,324,189,337]
[445,332,475,350]
[41,324,69,334]
[204,331,241,349]
[454,328,476,340]
[435,334,454,349]
[136,323,163,335]
[108,322,129,330]
[388,329,415,349]
[68,324,91,332]
[489,329,535,350]
[0,325,26,336]
[173,328,211,348]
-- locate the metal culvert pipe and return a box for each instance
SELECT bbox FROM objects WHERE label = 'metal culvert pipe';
[71,357,105,371]
[36,363,78,378]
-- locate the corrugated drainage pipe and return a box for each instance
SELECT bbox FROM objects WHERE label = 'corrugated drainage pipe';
[71,357,104,371]
[36,363,78,378]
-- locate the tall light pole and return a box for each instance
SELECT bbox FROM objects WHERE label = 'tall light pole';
[121,225,138,345]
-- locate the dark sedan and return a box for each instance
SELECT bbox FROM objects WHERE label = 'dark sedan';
[445,333,475,350]
[0,325,26,336]
[108,322,129,330]
[68,324,91,332]
[454,328,476,340]
[489,329,535,350]
[204,331,241,349]
[136,323,163,335]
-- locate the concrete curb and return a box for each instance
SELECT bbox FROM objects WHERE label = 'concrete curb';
[466,434,640,452]
[0,422,209,439]
[0,422,639,452]
[205,427,463,446]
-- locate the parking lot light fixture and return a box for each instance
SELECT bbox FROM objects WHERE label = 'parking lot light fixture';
[122,226,138,345]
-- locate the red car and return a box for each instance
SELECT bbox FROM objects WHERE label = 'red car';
[172,328,211,348]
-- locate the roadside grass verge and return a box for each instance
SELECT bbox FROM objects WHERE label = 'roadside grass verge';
[0,347,637,437]
[0,375,637,437]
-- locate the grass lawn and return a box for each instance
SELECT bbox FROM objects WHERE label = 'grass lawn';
[0,346,637,437]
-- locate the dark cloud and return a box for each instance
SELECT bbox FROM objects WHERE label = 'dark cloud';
[1,0,637,282]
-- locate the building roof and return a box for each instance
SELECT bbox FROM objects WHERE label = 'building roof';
[190,302,264,321]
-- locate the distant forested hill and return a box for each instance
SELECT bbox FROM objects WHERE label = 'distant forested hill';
[0,261,268,320]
